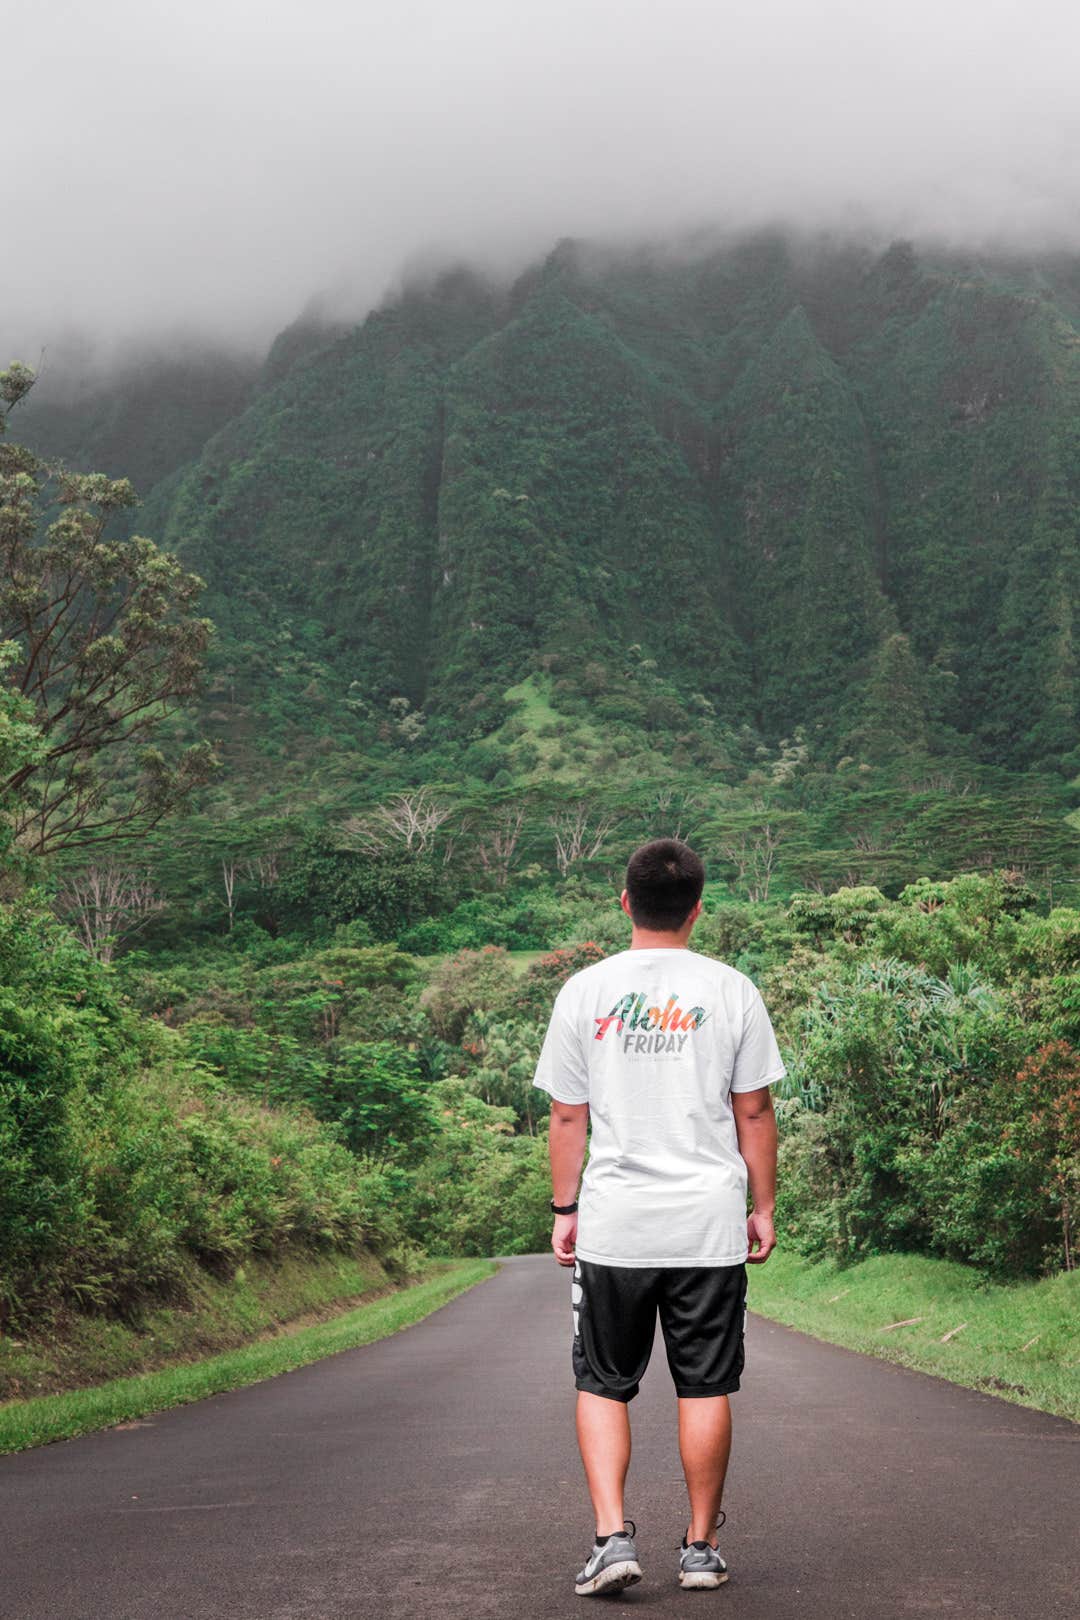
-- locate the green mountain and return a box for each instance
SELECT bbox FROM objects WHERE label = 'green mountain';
[18,232,1080,784]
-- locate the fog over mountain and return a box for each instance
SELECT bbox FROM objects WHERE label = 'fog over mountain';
[6,0,1080,367]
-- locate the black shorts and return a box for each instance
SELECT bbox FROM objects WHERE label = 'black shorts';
[571,1258,747,1402]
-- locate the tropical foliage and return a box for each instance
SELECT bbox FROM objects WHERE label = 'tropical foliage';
[4,231,1080,1359]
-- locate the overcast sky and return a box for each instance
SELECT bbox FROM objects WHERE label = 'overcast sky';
[7,0,1080,362]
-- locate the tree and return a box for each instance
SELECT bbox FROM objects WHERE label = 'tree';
[853,631,929,761]
[323,1043,435,1168]
[462,1010,544,1132]
[338,790,452,856]
[0,364,217,854]
[550,803,616,877]
[473,804,525,889]
[0,641,45,883]
[718,810,784,902]
[54,860,166,962]
[277,829,448,939]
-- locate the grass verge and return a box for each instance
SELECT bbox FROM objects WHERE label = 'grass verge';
[747,1249,1080,1423]
[0,1258,496,1455]
[0,1249,393,1402]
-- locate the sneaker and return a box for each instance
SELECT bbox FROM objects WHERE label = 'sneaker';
[677,1512,728,1590]
[574,1519,643,1597]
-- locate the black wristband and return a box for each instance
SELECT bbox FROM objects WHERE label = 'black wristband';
[550,1198,579,1215]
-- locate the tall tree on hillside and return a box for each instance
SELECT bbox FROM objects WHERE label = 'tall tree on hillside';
[988,428,1080,769]
[0,365,217,855]
[851,631,930,761]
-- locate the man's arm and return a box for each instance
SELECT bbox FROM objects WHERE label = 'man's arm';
[548,1099,589,1266]
[731,1084,778,1264]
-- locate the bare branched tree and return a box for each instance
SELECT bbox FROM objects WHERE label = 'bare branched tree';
[649,788,699,842]
[475,805,525,889]
[244,848,281,889]
[720,820,783,902]
[852,823,898,854]
[338,789,453,856]
[551,804,616,877]
[240,844,286,934]
[221,857,238,931]
[56,861,166,963]
[439,814,470,868]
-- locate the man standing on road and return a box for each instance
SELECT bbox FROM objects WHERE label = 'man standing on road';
[533,838,784,1597]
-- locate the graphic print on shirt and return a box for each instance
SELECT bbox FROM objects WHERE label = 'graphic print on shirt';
[594,990,709,1057]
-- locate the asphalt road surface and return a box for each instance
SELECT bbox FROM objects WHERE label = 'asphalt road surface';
[2,1255,1077,1620]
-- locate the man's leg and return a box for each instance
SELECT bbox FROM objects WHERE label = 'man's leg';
[657,1264,746,1548]
[576,1392,632,1536]
[678,1394,732,1545]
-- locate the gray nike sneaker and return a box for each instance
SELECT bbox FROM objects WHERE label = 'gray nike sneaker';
[678,1512,729,1590]
[574,1519,643,1597]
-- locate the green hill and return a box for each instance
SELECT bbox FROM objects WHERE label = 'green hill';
[18,231,1080,785]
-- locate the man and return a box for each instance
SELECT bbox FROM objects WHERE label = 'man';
[533,838,784,1597]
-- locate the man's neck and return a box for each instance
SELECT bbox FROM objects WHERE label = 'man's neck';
[628,927,694,951]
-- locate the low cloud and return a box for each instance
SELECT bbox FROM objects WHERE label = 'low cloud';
[6,0,1080,364]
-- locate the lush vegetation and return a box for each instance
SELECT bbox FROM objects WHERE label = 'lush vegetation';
[102,866,1079,1285]
[4,230,1080,1414]
[20,233,1080,791]
[0,892,413,1332]
[747,1250,1079,1422]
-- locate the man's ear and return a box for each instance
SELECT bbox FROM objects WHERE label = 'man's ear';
[689,898,703,925]
[620,888,633,919]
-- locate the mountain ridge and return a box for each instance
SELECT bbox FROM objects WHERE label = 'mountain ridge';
[15,230,1080,783]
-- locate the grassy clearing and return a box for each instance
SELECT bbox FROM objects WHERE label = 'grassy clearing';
[747,1249,1080,1422]
[501,674,606,781]
[0,1259,496,1455]
[506,948,546,975]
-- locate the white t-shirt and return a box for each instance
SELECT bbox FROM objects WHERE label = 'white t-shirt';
[533,946,786,1267]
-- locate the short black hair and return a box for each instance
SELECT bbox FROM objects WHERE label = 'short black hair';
[624,838,705,931]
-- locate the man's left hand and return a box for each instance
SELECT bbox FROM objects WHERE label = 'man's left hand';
[551,1213,578,1266]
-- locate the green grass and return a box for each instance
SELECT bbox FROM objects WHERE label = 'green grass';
[0,1249,392,1402]
[748,1250,1080,1422]
[506,948,545,975]
[0,1259,496,1454]
[501,674,606,780]
[504,673,562,736]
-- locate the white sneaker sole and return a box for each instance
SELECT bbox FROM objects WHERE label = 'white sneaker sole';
[678,1569,729,1589]
[575,1559,643,1596]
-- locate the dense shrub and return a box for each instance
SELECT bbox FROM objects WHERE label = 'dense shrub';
[312,1042,436,1167]
[690,898,798,978]
[516,941,607,1020]
[774,954,1060,1277]
[913,1041,1080,1276]
[402,1080,551,1257]
[0,895,140,1316]
[864,872,1027,978]
[419,946,519,1042]
[277,833,451,939]
[0,896,399,1328]
[397,888,574,953]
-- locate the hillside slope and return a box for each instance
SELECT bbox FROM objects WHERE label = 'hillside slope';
[19,232,1080,781]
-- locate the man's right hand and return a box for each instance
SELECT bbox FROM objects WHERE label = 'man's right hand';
[746,1209,776,1264]
[551,1213,578,1266]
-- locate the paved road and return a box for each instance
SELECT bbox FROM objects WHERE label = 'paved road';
[1,1256,1077,1620]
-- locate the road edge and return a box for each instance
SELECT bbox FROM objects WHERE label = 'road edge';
[0,1258,497,1455]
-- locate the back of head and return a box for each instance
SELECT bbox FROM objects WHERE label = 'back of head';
[624,838,705,931]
